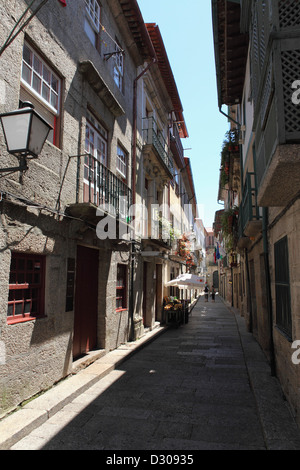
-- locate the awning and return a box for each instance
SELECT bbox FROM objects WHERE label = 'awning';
[165,273,205,289]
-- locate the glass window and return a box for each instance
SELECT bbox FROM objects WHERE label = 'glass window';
[21,42,61,147]
[116,145,127,180]
[84,0,101,48]
[116,264,127,311]
[83,111,108,204]
[21,43,60,114]
[114,42,124,91]
[85,111,107,165]
[7,253,46,324]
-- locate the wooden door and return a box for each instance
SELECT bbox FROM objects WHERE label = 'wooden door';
[73,246,99,359]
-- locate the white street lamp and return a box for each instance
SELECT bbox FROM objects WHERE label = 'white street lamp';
[0,101,52,173]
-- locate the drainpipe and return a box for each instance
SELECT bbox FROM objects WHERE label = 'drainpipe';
[262,207,276,376]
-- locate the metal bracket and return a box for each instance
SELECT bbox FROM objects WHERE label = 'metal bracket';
[0,156,28,174]
[104,50,124,61]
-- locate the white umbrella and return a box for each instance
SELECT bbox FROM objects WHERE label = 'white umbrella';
[165,273,205,289]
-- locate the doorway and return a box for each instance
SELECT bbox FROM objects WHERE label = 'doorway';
[73,246,99,359]
[142,262,148,325]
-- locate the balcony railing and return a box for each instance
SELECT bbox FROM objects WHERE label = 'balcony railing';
[170,123,184,167]
[80,154,132,220]
[249,0,300,205]
[239,172,262,237]
[142,117,174,176]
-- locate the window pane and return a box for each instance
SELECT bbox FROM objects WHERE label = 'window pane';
[15,303,23,316]
[23,44,32,65]
[33,55,42,74]
[84,18,96,47]
[32,73,41,93]
[7,304,14,316]
[8,254,45,322]
[15,290,23,301]
[51,76,58,93]
[24,301,31,314]
[22,63,32,84]
[43,65,51,84]
[27,260,33,270]
[50,91,58,110]
[42,83,50,101]
[18,259,25,271]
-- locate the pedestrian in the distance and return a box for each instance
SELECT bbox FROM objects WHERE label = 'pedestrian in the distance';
[204,285,209,302]
[211,285,215,302]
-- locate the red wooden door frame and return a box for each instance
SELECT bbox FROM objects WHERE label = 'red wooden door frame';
[73,246,99,359]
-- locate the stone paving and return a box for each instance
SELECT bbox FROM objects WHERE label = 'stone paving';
[6,296,300,450]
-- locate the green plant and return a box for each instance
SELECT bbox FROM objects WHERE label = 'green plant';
[158,216,181,241]
[221,206,239,251]
[175,234,195,265]
[220,129,240,188]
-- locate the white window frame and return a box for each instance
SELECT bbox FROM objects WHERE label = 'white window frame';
[85,0,100,32]
[116,145,127,180]
[21,42,60,115]
[84,0,101,47]
[114,43,124,91]
[84,111,108,204]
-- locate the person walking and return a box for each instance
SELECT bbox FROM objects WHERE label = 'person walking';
[204,285,209,302]
[211,285,215,302]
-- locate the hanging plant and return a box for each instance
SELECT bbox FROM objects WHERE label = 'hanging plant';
[221,206,239,252]
[175,234,193,264]
[220,129,240,188]
[221,206,238,235]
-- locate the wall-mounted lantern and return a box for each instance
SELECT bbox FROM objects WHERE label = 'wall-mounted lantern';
[0,101,52,174]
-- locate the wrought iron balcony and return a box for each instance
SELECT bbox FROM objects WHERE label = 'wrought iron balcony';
[142,117,174,179]
[239,172,262,239]
[170,123,184,168]
[68,154,132,223]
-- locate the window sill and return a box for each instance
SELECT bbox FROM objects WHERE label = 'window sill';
[116,308,128,313]
[7,315,46,325]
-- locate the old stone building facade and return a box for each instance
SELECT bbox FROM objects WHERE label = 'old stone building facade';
[0,0,202,417]
[212,0,300,426]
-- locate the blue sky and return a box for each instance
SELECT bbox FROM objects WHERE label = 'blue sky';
[137,0,229,229]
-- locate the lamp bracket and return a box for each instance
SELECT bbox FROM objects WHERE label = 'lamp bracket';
[0,156,28,174]
[104,50,124,61]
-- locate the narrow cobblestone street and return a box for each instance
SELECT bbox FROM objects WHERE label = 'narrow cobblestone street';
[9,296,300,451]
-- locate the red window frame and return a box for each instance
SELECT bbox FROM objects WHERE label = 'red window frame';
[116,264,127,311]
[7,253,46,325]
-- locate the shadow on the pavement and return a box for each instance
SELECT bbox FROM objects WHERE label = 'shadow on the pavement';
[24,296,268,450]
